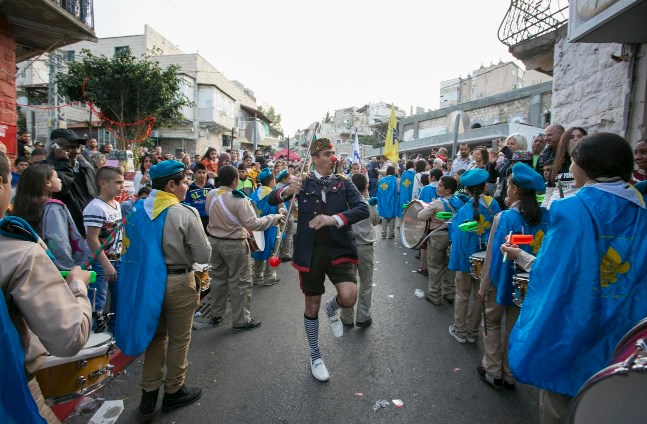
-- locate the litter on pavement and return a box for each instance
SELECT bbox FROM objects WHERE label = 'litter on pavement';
[373,400,390,411]
[414,289,424,298]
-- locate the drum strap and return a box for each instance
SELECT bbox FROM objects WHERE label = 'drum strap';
[213,195,243,227]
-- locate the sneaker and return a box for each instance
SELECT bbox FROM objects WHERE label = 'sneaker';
[477,366,504,390]
[503,380,516,391]
[210,316,223,327]
[448,324,467,344]
[466,335,478,343]
[138,389,159,422]
[381,234,387,239]
[342,321,355,328]
[252,280,263,287]
[426,294,441,306]
[161,385,202,412]
[324,299,343,338]
[279,257,292,262]
[233,319,262,331]
[443,295,455,304]
[356,317,373,328]
[310,358,329,382]
[263,282,273,287]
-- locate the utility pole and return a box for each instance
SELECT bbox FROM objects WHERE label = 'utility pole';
[48,51,64,129]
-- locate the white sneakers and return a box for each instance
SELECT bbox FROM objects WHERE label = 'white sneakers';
[448,324,467,344]
[325,300,343,338]
[310,358,330,382]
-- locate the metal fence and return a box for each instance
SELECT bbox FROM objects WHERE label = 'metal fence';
[50,0,94,29]
[498,0,568,47]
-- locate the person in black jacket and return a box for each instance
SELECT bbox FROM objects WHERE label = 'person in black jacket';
[269,138,369,383]
[46,129,97,237]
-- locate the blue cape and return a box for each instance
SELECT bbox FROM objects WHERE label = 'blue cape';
[115,198,169,356]
[0,289,46,423]
[418,184,438,203]
[398,169,415,218]
[448,195,500,272]
[250,186,278,260]
[488,207,549,306]
[377,175,399,219]
[509,185,647,396]
[439,196,465,237]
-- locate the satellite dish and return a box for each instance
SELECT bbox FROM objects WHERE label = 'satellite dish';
[245,120,266,146]
[446,111,470,134]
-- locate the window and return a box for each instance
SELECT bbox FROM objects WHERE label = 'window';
[62,50,75,62]
[114,46,131,56]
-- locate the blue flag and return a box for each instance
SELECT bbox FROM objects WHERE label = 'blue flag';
[377,175,399,219]
[488,207,549,306]
[398,169,415,218]
[509,185,647,396]
[250,186,279,260]
[448,195,500,272]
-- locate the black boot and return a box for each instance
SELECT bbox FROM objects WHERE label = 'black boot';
[138,389,159,422]
[161,385,202,412]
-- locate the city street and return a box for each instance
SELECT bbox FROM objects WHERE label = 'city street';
[70,237,539,424]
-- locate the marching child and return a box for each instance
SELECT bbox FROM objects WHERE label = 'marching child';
[83,166,125,332]
[237,163,254,197]
[184,163,214,231]
[419,168,443,203]
[376,166,398,239]
[417,176,464,305]
[341,173,380,328]
[448,169,500,345]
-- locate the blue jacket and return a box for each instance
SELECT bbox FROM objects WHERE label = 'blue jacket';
[269,173,369,272]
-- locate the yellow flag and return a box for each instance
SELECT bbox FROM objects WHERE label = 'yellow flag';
[384,104,399,162]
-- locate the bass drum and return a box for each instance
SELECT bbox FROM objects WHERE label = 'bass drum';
[567,317,647,423]
[400,200,429,249]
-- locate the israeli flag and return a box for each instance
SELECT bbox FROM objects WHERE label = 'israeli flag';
[352,127,361,164]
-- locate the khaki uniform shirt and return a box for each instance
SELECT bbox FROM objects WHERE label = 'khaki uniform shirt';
[205,186,281,239]
[162,203,212,266]
[0,236,92,376]
[417,196,450,236]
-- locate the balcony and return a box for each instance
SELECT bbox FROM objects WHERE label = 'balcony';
[498,0,568,75]
[2,0,96,61]
[198,107,236,132]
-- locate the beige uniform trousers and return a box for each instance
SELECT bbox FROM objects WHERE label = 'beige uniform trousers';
[453,271,483,340]
[539,389,573,424]
[481,285,520,383]
[28,378,61,424]
[278,217,295,258]
[141,272,200,393]
[209,238,253,327]
[341,243,374,324]
[252,259,277,283]
[426,234,455,302]
[381,217,396,238]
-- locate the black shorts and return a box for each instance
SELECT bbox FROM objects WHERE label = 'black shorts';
[299,243,357,296]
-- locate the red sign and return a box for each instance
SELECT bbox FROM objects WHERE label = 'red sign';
[0,122,17,156]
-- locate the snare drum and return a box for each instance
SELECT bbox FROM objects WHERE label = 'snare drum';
[36,332,115,405]
[567,318,647,423]
[469,251,487,280]
[512,272,529,307]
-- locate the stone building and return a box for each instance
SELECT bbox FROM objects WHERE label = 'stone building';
[499,0,646,146]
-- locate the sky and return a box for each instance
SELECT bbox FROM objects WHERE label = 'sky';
[94,0,519,135]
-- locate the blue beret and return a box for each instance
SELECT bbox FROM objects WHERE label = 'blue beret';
[512,163,546,193]
[149,160,185,181]
[276,169,290,182]
[460,169,489,188]
[258,167,273,183]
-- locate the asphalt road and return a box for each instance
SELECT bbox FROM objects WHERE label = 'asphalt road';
[69,237,539,423]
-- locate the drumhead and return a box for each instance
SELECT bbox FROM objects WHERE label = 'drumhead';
[512,272,530,282]
[84,332,113,348]
[469,251,487,261]
[567,364,647,424]
[400,200,429,249]
[253,231,265,251]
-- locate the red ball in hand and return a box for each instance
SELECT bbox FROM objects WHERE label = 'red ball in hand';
[269,256,281,268]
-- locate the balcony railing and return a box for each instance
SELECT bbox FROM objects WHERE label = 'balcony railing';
[50,0,94,29]
[498,0,568,47]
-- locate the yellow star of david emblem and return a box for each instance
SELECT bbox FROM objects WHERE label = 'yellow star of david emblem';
[599,246,630,287]
[380,182,388,191]
[402,179,412,188]
[530,229,545,255]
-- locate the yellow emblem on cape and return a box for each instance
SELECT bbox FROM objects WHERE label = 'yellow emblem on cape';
[530,229,545,255]
[402,179,412,188]
[380,182,388,191]
[476,214,491,235]
[256,208,263,216]
[599,246,630,287]
[121,233,130,255]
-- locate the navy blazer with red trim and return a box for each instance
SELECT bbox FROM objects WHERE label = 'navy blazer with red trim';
[269,173,369,272]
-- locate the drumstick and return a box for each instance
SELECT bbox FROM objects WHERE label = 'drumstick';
[502,231,513,263]
[269,123,321,267]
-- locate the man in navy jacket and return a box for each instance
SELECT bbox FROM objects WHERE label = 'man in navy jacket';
[269,138,369,382]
